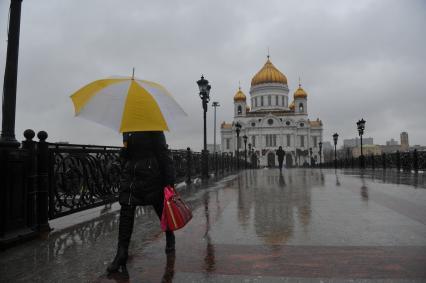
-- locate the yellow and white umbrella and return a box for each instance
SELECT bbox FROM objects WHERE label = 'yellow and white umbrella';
[70,77,187,132]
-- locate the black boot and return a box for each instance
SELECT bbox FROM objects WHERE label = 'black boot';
[107,205,135,274]
[107,243,128,273]
[165,231,175,254]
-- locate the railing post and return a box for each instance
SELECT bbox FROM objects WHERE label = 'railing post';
[382,153,386,169]
[413,149,418,173]
[21,129,37,229]
[36,131,50,232]
[221,153,225,175]
[396,150,401,172]
[186,147,191,184]
[214,151,218,177]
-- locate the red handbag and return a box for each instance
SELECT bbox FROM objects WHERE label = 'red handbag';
[161,186,192,231]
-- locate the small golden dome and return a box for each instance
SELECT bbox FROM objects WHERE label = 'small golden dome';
[251,58,287,86]
[289,101,295,111]
[234,87,246,102]
[294,84,308,99]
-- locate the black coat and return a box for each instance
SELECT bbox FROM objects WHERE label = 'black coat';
[118,131,176,206]
[276,149,285,161]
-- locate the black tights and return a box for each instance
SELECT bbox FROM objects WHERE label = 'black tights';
[118,199,173,248]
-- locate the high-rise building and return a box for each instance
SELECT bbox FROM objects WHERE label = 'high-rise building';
[400,132,409,151]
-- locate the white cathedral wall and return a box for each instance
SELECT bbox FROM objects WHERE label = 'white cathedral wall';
[221,124,323,167]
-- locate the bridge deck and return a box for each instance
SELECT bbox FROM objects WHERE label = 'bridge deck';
[0,169,425,282]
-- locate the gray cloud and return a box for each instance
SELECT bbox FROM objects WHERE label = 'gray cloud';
[1,0,425,150]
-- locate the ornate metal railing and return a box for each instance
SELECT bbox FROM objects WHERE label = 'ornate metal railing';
[48,144,122,219]
[1,129,253,244]
[47,144,248,219]
[322,150,426,171]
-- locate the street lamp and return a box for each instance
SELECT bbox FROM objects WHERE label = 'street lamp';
[0,0,23,147]
[243,135,248,169]
[235,122,241,169]
[197,75,211,179]
[318,141,323,167]
[333,133,339,169]
[212,102,220,154]
[356,118,366,168]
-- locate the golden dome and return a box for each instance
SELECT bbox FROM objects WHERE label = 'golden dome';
[289,101,295,111]
[233,87,246,102]
[251,58,287,86]
[294,84,308,99]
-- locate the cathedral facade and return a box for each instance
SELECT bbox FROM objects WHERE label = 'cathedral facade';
[220,57,323,167]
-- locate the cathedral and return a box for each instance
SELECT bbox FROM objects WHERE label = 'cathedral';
[220,56,323,167]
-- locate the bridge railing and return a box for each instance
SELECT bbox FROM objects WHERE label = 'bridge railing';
[321,150,425,171]
[0,129,250,244]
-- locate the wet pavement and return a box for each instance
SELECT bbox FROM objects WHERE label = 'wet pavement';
[0,169,425,282]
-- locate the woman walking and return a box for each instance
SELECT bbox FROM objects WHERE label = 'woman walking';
[107,131,176,274]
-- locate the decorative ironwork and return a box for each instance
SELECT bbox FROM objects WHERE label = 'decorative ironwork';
[48,144,122,219]
[170,149,188,183]
[47,143,252,220]
[322,150,426,172]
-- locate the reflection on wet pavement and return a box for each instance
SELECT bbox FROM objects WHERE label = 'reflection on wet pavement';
[0,169,425,282]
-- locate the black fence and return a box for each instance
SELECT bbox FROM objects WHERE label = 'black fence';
[1,130,251,247]
[322,150,426,172]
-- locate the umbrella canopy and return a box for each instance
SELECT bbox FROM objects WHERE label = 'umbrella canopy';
[70,77,187,132]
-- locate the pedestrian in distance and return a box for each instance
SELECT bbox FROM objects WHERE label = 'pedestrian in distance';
[276,146,285,170]
[107,131,176,275]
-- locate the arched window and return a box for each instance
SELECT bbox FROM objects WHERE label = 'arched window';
[238,105,242,114]
[299,103,304,112]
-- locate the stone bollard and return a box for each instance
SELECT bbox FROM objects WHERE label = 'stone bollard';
[186,147,191,184]
[22,129,37,229]
[36,131,51,232]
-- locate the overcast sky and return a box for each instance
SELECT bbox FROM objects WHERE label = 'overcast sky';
[1,0,425,150]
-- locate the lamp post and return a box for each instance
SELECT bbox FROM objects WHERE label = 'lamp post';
[0,0,23,148]
[212,102,220,154]
[248,143,252,168]
[333,133,339,169]
[243,135,248,169]
[318,141,323,167]
[197,75,211,179]
[356,118,366,168]
[235,122,241,169]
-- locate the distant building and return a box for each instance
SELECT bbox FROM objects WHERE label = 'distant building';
[352,144,382,158]
[343,137,374,148]
[410,145,426,152]
[380,144,401,154]
[220,56,323,167]
[322,141,333,151]
[322,141,334,162]
[400,132,409,151]
[207,144,221,153]
[386,138,398,146]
